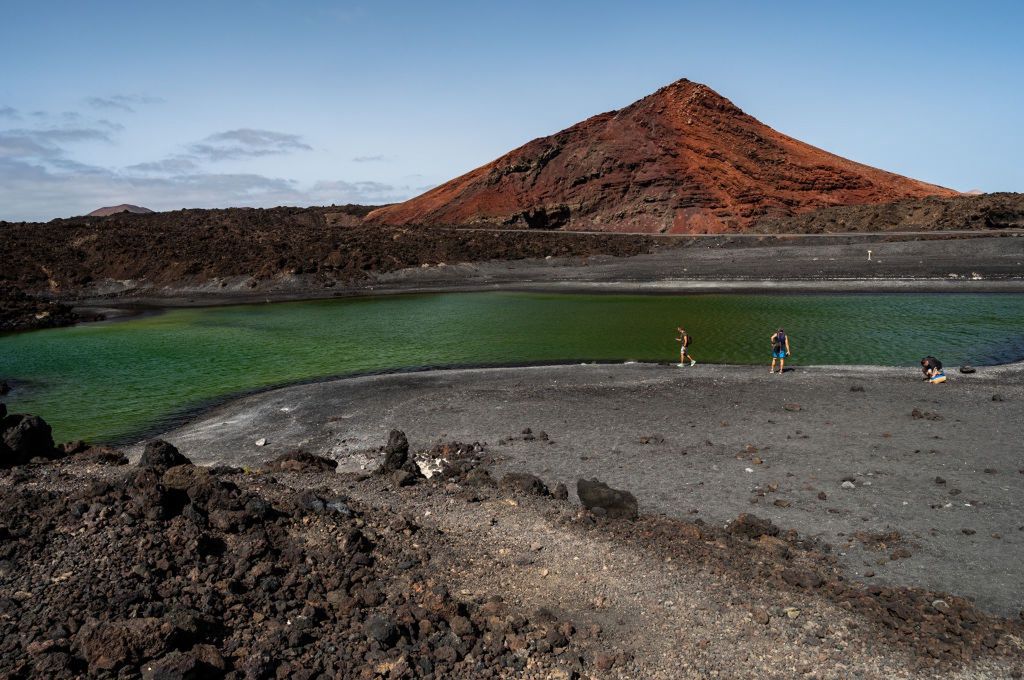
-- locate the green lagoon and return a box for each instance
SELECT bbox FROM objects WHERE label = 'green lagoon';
[2,291,1023,443]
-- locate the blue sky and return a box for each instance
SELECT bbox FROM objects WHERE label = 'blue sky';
[1,0,1021,221]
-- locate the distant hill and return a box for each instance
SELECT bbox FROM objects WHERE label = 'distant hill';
[366,78,958,233]
[87,204,154,217]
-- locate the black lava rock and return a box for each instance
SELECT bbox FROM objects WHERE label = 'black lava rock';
[138,440,191,470]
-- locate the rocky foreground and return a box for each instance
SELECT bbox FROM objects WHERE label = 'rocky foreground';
[1,404,1022,678]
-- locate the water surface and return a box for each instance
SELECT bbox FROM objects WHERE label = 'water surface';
[2,291,1022,442]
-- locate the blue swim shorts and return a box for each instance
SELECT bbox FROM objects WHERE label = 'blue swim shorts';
[772,349,787,358]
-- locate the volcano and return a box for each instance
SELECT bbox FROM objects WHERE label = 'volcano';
[366,79,957,233]
[87,204,154,217]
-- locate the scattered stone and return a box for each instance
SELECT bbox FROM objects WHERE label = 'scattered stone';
[992,393,1005,402]
[841,481,856,489]
[850,385,865,392]
[255,437,267,446]
[781,568,824,589]
[911,408,942,421]
[962,528,976,536]
[577,478,639,520]
[959,364,976,374]
[552,483,569,500]
[817,491,827,501]
[264,449,338,473]
[783,403,801,411]
[935,476,946,485]
[727,513,779,539]
[890,548,912,560]
[783,607,801,619]
[138,440,190,471]
[773,499,791,508]
[500,472,550,496]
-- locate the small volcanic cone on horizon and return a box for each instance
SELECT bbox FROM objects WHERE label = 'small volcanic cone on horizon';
[87,204,154,217]
[366,79,957,233]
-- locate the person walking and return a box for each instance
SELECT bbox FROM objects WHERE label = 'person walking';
[769,327,790,374]
[675,326,696,367]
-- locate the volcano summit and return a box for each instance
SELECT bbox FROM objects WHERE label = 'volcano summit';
[367,79,957,233]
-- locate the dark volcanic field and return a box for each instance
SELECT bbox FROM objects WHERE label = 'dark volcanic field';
[1,193,1024,332]
[0,205,664,331]
[752,193,1024,234]
[1,413,1022,678]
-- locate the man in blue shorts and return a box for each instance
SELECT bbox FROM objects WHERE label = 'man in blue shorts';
[770,328,790,374]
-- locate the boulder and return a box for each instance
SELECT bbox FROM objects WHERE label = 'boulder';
[139,440,191,470]
[576,479,638,520]
[2,413,57,464]
[500,472,550,497]
[959,364,977,374]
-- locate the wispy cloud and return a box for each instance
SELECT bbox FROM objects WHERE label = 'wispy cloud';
[0,127,113,160]
[0,116,411,221]
[352,154,389,163]
[125,156,200,174]
[85,94,165,113]
[190,128,313,161]
[0,156,412,221]
[0,106,19,119]
[307,180,408,204]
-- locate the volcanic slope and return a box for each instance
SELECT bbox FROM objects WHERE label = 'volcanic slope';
[366,79,957,233]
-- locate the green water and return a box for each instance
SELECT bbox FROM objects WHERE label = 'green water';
[2,292,1023,443]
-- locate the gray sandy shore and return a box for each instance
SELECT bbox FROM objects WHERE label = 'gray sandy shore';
[78,234,1024,315]
[148,361,1024,618]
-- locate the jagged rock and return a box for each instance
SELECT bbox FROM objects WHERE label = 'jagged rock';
[138,440,191,471]
[500,472,550,497]
[141,645,225,680]
[75,617,185,672]
[376,429,422,478]
[2,413,57,464]
[576,479,638,520]
[553,483,569,500]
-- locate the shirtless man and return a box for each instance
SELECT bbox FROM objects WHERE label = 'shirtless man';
[675,327,696,367]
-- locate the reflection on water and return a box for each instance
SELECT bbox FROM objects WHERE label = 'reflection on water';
[1,292,1022,442]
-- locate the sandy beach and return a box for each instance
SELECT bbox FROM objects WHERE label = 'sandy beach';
[149,361,1024,619]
